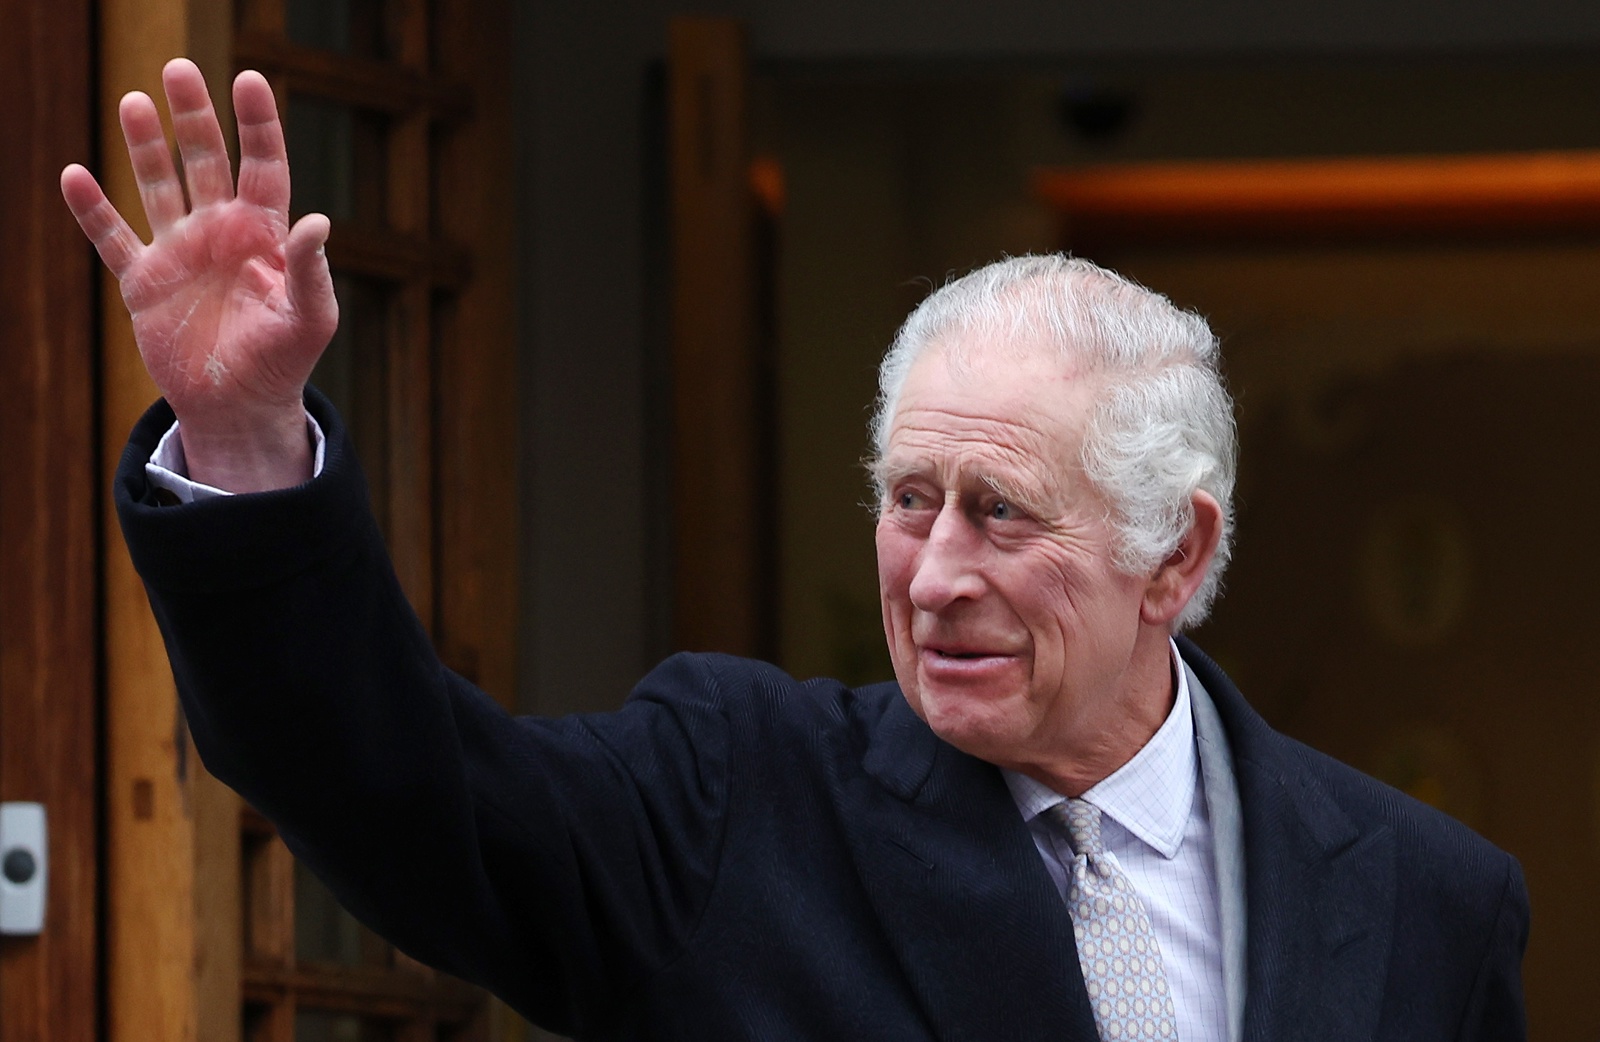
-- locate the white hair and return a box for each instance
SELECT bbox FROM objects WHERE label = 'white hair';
[870,254,1237,629]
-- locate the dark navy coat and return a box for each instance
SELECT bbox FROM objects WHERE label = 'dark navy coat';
[116,394,1527,1041]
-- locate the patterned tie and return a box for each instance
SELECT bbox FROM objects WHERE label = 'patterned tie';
[1051,798,1179,1041]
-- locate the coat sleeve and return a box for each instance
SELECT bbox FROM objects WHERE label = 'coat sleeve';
[1455,854,1530,1042]
[114,392,732,1038]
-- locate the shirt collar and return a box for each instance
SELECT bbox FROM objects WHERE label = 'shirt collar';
[1003,639,1197,860]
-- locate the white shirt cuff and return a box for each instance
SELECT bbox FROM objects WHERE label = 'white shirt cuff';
[145,412,327,502]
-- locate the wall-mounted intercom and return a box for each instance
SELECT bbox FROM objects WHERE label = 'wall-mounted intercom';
[0,803,47,936]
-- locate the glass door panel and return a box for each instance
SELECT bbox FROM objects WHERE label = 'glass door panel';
[287,96,390,226]
[286,0,393,58]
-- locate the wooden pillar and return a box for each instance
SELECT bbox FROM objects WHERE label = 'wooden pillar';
[434,0,520,709]
[668,17,770,657]
[0,0,99,1037]
[384,0,438,628]
[98,4,242,1041]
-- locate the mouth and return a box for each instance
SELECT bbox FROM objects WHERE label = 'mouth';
[927,648,1000,660]
[920,637,1013,658]
[917,645,1018,678]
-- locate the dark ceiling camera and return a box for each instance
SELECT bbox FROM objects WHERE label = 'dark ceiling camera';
[1060,88,1138,143]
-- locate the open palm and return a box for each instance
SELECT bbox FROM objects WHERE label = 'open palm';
[62,59,336,491]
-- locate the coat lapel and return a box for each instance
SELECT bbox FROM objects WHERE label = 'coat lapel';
[1179,638,1396,1042]
[842,689,1098,1042]
[843,642,1400,1042]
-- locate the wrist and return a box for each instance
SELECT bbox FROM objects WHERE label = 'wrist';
[177,402,315,493]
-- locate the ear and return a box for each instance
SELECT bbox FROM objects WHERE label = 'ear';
[1140,490,1224,628]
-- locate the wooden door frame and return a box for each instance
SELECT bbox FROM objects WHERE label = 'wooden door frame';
[97,6,242,1038]
[93,0,520,1039]
[668,17,776,660]
[0,0,100,1037]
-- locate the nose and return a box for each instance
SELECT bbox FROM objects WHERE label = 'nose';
[908,502,986,612]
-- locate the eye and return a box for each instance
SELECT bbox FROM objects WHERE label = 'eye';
[989,500,1016,521]
[896,490,925,510]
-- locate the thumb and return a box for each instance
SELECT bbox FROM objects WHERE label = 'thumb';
[285,213,338,339]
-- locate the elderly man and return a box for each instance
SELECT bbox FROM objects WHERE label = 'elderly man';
[66,61,1526,1041]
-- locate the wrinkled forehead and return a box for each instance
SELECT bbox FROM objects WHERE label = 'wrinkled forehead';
[886,336,1102,460]
[878,347,1107,516]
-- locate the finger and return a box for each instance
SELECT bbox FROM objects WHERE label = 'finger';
[60,164,145,278]
[234,70,291,218]
[162,58,235,209]
[118,91,186,235]
[285,213,338,337]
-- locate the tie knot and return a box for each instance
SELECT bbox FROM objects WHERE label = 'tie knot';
[1054,798,1105,858]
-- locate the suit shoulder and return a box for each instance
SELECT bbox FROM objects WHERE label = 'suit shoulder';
[1179,638,1520,903]
[627,652,902,740]
[1278,732,1519,896]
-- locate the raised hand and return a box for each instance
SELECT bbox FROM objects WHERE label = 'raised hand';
[61,58,337,492]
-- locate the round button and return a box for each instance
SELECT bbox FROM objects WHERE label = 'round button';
[3,849,36,885]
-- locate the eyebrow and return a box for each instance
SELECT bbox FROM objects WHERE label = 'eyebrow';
[869,457,923,495]
[871,455,1061,519]
[979,471,1058,519]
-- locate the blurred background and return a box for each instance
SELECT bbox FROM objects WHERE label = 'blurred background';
[7,1,1600,1039]
[755,52,1600,1042]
